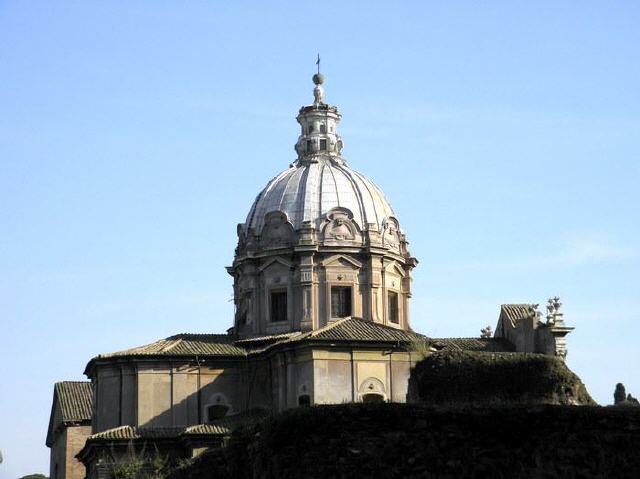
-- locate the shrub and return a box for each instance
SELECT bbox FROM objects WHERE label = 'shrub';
[408,351,596,406]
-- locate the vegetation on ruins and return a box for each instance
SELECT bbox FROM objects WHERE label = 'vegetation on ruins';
[408,350,596,406]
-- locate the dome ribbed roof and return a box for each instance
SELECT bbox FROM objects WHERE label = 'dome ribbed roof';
[245,159,395,234]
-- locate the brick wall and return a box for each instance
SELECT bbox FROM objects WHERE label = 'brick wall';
[65,425,91,479]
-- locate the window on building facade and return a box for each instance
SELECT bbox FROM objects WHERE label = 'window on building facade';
[320,139,327,150]
[320,124,327,133]
[331,286,352,318]
[270,290,287,322]
[362,393,385,404]
[306,139,312,152]
[388,291,399,323]
[308,124,314,133]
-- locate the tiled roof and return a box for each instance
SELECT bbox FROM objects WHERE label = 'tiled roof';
[500,304,536,327]
[47,381,94,447]
[183,423,232,435]
[93,334,246,361]
[88,320,425,371]
[260,318,424,351]
[182,409,269,435]
[431,337,515,353]
[87,410,270,442]
[309,317,424,342]
[55,381,93,423]
[88,426,184,440]
[235,332,303,349]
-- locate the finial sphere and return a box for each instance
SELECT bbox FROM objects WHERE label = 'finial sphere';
[312,73,324,85]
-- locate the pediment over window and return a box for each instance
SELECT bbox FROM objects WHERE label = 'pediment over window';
[258,257,294,272]
[320,254,363,269]
[385,261,406,278]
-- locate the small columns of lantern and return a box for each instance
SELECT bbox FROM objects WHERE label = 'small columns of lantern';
[294,71,344,163]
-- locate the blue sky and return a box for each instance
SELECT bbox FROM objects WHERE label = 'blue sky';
[1,1,639,476]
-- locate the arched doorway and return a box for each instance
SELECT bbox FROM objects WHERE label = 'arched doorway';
[358,377,387,403]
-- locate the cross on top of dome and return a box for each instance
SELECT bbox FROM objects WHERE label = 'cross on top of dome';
[312,55,325,105]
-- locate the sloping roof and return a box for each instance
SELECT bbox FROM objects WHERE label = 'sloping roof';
[430,337,515,353]
[86,334,247,374]
[47,381,93,447]
[97,333,246,358]
[260,317,424,351]
[308,317,423,342]
[183,410,270,435]
[86,321,422,374]
[88,426,184,440]
[55,381,93,422]
[86,409,270,443]
[500,304,536,327]
[235,332,302,350]
[183,423,233,436]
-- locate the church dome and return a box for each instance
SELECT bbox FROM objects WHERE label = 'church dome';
[231,71,416,338]
[242,73,397,237]
[245,160,395,234]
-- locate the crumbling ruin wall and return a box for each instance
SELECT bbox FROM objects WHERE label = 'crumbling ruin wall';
[167,403,640,479]
[407,350,595,406]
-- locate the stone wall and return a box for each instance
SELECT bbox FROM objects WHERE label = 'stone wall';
[93,360,245,432]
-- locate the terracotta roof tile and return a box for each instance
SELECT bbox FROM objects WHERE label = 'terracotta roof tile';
[88,426,184,440]
[500,304,536,327]
[183,423,232,435]
[55,381,93,423]
[235,332,303,349]
[87,410,270,442]
[89,320,424,371]
[183,410,269,435]
[93,334,246,361]
[309,317,424,342]
[431,337,515,352]
[260,317,424,350]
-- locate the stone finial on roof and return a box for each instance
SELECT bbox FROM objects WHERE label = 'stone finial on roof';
[546,296,564,325]
[614,383,627,405]
[531,303,542,323]
[480,326,493,338]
